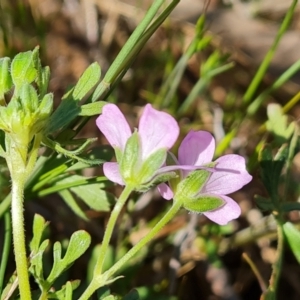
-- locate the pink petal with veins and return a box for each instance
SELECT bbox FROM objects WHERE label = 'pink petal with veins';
[202,155,252,195]
[96,104,131,151]
[178,130,215,166]
[138,104,179,160]
[157,183,174,200]
[103,162,124,185]
[203,195,241,225]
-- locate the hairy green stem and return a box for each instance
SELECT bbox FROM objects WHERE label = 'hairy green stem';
[11,171,32,299]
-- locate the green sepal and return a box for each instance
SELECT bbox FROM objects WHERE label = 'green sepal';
[136,148,167,185]
[137,171,177,193]
[39,93,54,118]
[182,194,225,213]
[19,83,39,113]
[33,46,50,97]
[0,106,10,131]
[11,50,37,91]
[120,130,140,183]
[176,164,215,199]
[0,57,12,100]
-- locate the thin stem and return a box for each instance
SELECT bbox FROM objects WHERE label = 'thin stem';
[91,0,167,103]
[11,172,32,299]
[95,185,133,275]
[104,199,182,279]
[0,212,11,295]
[0,193,11,228]
[261,217,285,300]
[243,0,298,104]
[79,185,133,300]
[242,252,267,293]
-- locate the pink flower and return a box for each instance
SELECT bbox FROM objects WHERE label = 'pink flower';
[96,104,179,188]
[158,130,252,225]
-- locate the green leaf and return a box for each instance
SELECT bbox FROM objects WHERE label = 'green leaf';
[79,101,107,116]
[29,239,49,281]
[96,286,111,299]
[58,189,88,221]
[182,195,224,213]
[258,144,287,201]
[0,57,12,98]
[71,183,114,212]
[255,195,275,211]
[45,92,80,134]
[48,280,80,300]
[283,222,300,264]
[46,62,101,133]
[266,103,294,143]
[47,230,91,284]
[67,146,114,171]
[281,202,300,212]
[64,281,73,300]
[103,296,118,300]
[123,289,140,300]
[11,50,37,89]
[30,214,49,253]
[73,62,101,100]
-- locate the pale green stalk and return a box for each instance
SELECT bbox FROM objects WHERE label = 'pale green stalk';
[9,144,32,300]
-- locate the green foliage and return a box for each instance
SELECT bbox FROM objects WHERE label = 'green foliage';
[0,57,12,101]
[266,104,294,144]
[29,214,91,297]
[46,62,101,134]
[10,50,37,90]
[283,222,300,264]
[258,144,288,204]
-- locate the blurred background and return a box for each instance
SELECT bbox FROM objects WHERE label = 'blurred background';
[1,0,300,299]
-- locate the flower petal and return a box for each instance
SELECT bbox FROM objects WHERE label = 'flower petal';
[203,195,241,225]
[202,154,252,195]
[138,104,179,160]
[96,104,132,151]
[103,162,124,185]
[178,130,215,166]
[157,183,174,200]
